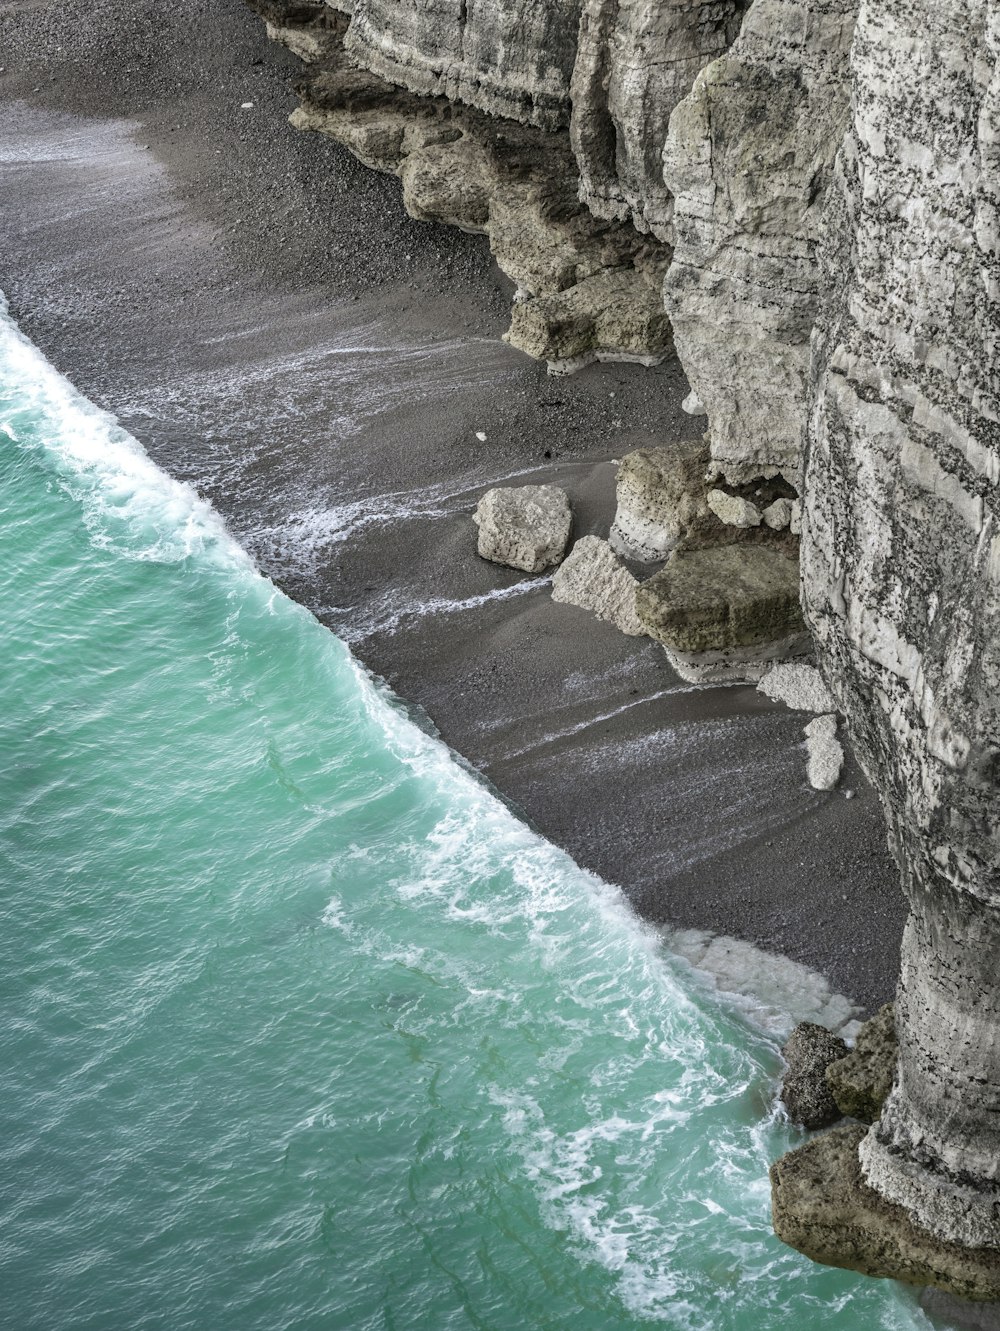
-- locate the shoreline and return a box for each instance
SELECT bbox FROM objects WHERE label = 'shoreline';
[0,0,905,1013]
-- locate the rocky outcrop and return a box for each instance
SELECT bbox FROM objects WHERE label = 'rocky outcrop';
[551,535,645,635]
[773,1126,1000,1302]
[278,12,672,371]
[798,0,1000,1261]
[473,484,572,572]
[343,0,584,131]
[780,1021,848,1129]
[570,0,751,239]
[609,439,715,563]
[662,0,856,485]
[826,1003,896,1126]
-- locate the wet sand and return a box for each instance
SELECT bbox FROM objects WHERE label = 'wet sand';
[0,0,905,1010]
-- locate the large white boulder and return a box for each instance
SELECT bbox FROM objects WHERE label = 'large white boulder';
[551,535,645,636]
[804,714,843,791]
[473,484,572,573]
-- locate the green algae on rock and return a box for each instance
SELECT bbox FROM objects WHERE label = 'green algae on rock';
[772,1126,1000,1302]
[826,1004,897,1125]
[636,545,804,656]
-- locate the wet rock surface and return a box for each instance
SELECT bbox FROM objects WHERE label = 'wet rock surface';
[772,1126,1000,1302]
[826,1003,897,1125]
[780,1021,848,1129]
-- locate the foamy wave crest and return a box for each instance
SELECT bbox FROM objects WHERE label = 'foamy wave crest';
[0,295,242,566]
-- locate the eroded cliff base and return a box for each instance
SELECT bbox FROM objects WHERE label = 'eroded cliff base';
[772,1126,1000,1302]
[251,3,673,373]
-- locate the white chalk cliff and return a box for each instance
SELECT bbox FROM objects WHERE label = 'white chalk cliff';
[246,0,1000,1298]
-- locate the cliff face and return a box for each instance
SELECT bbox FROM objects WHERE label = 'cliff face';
[343,0,584,130]
[662,0,856,485]
[570,0,751,240]
[802,0,1000,1257]
[246,0,1000,1290]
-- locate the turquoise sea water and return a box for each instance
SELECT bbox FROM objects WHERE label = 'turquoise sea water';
[0,299,935,1331]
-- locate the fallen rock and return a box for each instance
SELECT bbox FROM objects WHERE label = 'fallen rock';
[805,714,843,791]
[551,535,645,636]
[609,440,715,563]
[504,266,672,372]
[826,1003,896,1125]
[771,1125,1000,1302]
[473,485,572,573]
[707,489,762,528]
[758,662,836,714]
[789,498,802,535]
[763,497,793,530]
[636,544,804,655]
[780,1022,849,1130]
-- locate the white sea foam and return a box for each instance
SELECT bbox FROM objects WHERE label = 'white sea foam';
[664,928,861,1039]
[2,291,867,1053]
[0,295,243,568]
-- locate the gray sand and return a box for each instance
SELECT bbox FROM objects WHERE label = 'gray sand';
[0,0,905,1010]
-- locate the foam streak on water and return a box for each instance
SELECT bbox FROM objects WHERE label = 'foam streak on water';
[0,296,934,1331]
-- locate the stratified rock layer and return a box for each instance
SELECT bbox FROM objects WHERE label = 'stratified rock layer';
[570,0,751,238]
[772,1127,1000,1302]
[343,0,584,131]
[802,0,1000,1254]
[662,0,856,484]
[609,439,715,562]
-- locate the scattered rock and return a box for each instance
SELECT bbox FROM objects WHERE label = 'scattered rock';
[804,714,843,791]
[771,1125,1000,1302]
[636,544,804,655]
[826,1004,896,1125]
[707,489,762,528]
[473,485,572,573]
[763,497,793,530]
[551,536,645,636]
[780,1022,849,1129]
[609,440,715,563]
[504,266,672,372]
[758,662,836,713]
[682,389,707,416]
